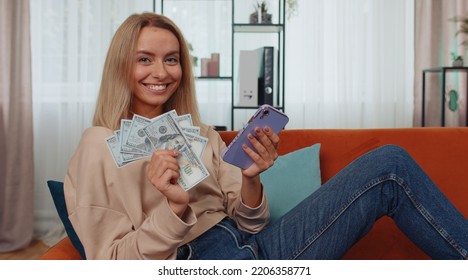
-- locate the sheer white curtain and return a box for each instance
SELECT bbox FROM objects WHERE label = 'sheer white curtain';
[285,0,414,129]
[30,0,153,245]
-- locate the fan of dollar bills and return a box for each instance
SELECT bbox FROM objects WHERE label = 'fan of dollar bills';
[105,110,209,191]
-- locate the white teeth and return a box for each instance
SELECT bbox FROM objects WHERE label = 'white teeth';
[147,84,166,91]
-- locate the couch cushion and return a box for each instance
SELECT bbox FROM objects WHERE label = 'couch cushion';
[47,180,86,259]
[260,143,321,221]
[38,237,82,260]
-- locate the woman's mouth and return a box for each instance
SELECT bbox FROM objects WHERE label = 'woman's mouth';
[143,83,167,92]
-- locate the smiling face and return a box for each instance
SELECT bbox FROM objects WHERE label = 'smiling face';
[131,26,182,118]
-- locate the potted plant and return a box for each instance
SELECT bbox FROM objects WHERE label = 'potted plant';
[187,42,198,67]
[449,16,468,66]
[451,52,464,67]
[286,0,298,21]
[450,16,468,46]
[249,1,272,24]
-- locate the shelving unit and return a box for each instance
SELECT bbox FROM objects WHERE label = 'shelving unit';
[231,0,285,130]
[421,67,468,127]
[156,0,285,130]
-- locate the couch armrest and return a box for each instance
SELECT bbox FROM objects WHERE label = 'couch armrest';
[38,237,82,260]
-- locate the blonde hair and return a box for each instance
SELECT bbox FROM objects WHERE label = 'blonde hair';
[93,13,202,130]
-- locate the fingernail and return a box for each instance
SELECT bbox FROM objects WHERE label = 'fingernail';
[255,127,261,133]
[242,144,248,149]
[248,134,254,139]
[264,127,270,132]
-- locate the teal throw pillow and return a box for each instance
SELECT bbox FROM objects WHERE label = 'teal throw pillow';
[260,144,321,222]
[47,180,86,259]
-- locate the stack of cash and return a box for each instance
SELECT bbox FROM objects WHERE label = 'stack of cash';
[105,110,209,191]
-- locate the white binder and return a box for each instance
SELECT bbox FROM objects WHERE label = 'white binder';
[238,50,260,106]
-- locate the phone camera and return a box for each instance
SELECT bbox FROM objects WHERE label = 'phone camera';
[260,109,269,119]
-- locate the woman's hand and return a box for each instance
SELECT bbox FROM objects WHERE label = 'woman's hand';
[242,126,280,178]
[240,126,280,208]
[147,150,189,218]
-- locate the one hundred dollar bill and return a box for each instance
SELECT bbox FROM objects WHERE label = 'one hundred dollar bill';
[125,110,179,154]
[181,126,200,135]
[142,112,190,152]
[125,115,155,154]
[115,130,149,162]
[143,112,209,189]
[175,113,193,128]
[105,134,126,168]
[177,145,210,190]
[120,119,149,155]
[184,132,208,158]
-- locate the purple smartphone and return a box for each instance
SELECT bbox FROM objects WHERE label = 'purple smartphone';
[221,105,289,169]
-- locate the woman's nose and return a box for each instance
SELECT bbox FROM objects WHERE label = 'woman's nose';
[151,61,167,79]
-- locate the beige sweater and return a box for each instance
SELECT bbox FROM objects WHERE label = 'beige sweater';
[64,125,269,259]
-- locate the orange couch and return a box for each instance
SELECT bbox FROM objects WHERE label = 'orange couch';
[39,128,468,260]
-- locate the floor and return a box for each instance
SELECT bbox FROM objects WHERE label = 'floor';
[0,240,49,260]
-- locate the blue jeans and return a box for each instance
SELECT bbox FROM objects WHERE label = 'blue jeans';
[177,145,468,260]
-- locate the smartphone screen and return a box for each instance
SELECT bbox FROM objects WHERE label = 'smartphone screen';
[221,105,289,169]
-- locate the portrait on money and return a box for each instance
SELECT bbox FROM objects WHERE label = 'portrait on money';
[154,133,185,151]
[63,12,468,260]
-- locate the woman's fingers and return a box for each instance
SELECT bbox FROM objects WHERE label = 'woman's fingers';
[147,150,180,189]
[147,150,189,218]
[242,126,280,176]
[249,126,279,161]
[262,126,280,150]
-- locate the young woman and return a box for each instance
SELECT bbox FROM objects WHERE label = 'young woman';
[64,12,468,260]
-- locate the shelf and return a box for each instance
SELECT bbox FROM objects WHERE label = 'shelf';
[195,76,232,80]
[233,24,283,33]
[423,66,468,73]
[421,67,468,127]
[162,0,230,2]
[233,106,284,110]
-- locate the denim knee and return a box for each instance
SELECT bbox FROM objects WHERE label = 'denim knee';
[374,144,408,155]
[370,144,412,164]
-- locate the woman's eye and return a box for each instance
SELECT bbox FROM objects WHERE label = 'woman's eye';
[166,57,179,65]
[138,57,151,63]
